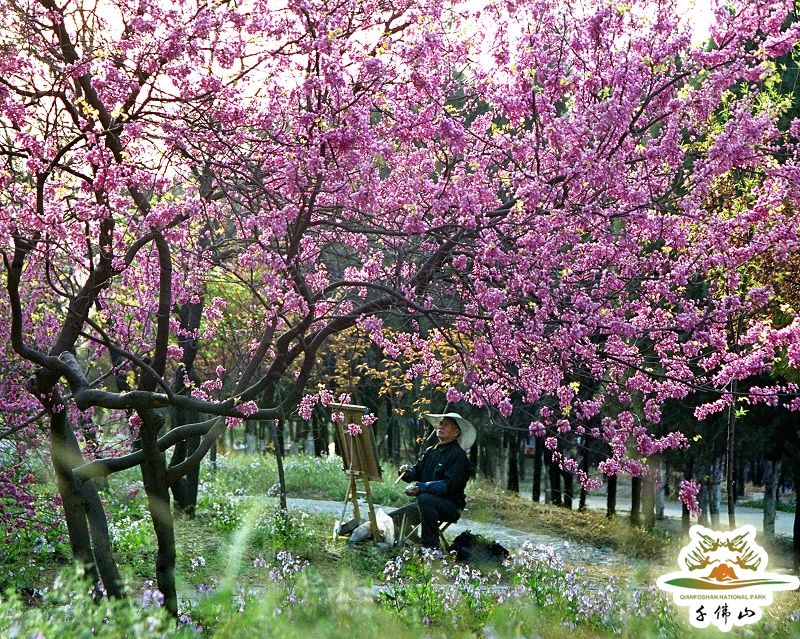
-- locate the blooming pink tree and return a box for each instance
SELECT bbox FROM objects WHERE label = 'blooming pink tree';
[0,0,263,610]
[0,0,511,611]
[420,0,800,506]
[2,0,800,613]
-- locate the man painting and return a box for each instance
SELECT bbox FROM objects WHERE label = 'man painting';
[389,412,475,549]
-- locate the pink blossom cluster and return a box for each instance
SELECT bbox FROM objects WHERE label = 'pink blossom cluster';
[236,401,259,417]
[345,423,363,437]
[362,413,377,428]
[679,479,702,516]
[0,462,36,538]
[298,387,338,420]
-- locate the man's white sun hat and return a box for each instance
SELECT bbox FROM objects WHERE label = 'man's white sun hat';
[424,412,476,451]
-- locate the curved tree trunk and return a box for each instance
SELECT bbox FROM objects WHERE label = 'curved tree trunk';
[169,299,204,516]
[46,387,123,598]
[139,409,177,617]
[169,431,201,517]
[169,388,201,517]
[736,454,746,499]
[51,414,99,582]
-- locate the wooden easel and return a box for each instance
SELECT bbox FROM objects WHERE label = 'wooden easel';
[331,403,382,542]
[339,469,379,540]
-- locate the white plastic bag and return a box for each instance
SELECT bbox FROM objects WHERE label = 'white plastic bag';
[349,520,372,543]
[348,508,395,544]
[376,508,395,546]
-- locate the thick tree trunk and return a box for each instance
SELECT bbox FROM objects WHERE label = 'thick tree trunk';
[606,474,617,518]
[532,436,544,503]
[47,388,123,598]
[170,295,204,514]
[630,476,642,527]
[169,438,190,510]
[139,410,177,617]
[80,480,122,599]
[169,369,202,516]
[753,459,765,487]
[763,458,781,543]
[184,433,201,513]
[51,419,99,581]
[168,420,200,516]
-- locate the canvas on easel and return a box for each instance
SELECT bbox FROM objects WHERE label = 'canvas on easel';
[330,403,381,540]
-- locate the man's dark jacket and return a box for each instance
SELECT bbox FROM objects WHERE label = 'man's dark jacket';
[405,440,471,509]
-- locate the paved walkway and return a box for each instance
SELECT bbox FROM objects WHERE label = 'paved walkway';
[248,494,799,572]
[558,494,797,537]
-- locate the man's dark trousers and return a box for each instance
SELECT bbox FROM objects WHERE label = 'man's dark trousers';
[392,493,461,548]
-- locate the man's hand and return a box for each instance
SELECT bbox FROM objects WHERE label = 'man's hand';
[405,484,420,497]
[399,464,411,480]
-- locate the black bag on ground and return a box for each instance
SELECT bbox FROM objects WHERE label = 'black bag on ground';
[450,530,509,564]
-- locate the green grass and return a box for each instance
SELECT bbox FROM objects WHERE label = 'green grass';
[199,452,408,507]
[8,451,800,638]
[465,479,672,562]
